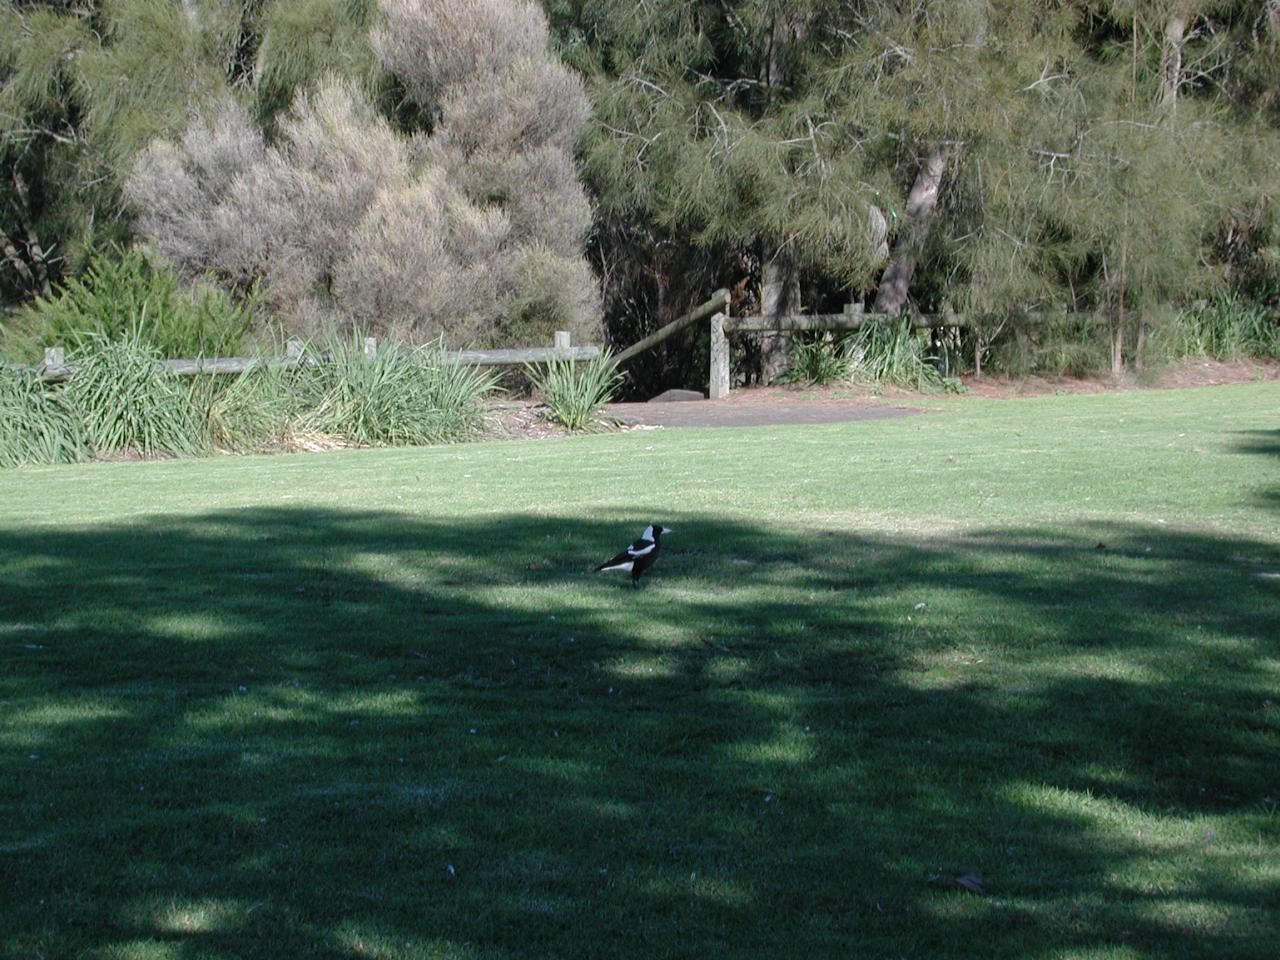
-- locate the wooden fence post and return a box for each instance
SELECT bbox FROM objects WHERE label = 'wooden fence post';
[553,331,571,352]
[709,312,730,400]
[286,339,303,363]
[363,336,377,358]
[43,346,65,368]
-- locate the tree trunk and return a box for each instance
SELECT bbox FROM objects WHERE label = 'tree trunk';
[1161,10,1189,112]
[1112,261,1127,378]
[873,145,951,315]
[755,10,808,385]
[0,224,39,294]
[9,171,52,298]
[760,251,800,384]
[1111,316,1124,377]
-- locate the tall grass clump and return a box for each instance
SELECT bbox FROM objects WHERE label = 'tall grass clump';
[525,352,623,431]
[3,246,254,362]
[852,319,945,390]
[188,360,301,454]
[977,312,1111,379]
[0,371,85,467]
[777,336,857,387]
[300,332,497,446]
[66,331,208,458]
[1177,295,1280,360]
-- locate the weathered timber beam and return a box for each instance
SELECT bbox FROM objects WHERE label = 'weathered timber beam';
[613,289,730,366]
[10,346,602,381]
[725,312,970,332]
[445,346,600,366]
[162,356,309,376]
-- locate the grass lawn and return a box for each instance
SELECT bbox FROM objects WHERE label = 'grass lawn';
[2,383,1278,960]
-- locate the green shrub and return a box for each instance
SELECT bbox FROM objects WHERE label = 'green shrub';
[524,352,623,431]
[189,359,301,454]
[777,336,857,386]
[66,331,208,458]
[0,371,85,467]
[300,332,498,446]
[852,319,945,390]
[4,246,254,361]
[1177,295,1280,361]
[980,312,1110,379]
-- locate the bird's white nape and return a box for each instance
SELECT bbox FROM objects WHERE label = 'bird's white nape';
[640,525,654,541]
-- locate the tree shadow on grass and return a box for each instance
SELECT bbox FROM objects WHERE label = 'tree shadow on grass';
[1,509,1277,959]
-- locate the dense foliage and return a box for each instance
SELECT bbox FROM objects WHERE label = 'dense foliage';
[125,0,600,346]
[551,0,1280,381]
[3,246,253,362]
[2,1,1277,389]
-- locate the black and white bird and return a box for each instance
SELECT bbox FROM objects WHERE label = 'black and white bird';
[594,524,669,587]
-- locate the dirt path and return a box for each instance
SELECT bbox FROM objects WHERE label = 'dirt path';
[607,358,1278,429]
[605,396,925,428]
[486,358,1276,439]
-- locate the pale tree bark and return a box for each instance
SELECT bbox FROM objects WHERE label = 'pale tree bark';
[1113,238,1128,377]
[870,0,987,315]
[1160,8,1190,113]
[872,144,951,315]
[760,250,800,383]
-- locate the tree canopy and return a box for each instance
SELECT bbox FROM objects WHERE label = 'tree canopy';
[2,0,1277,375]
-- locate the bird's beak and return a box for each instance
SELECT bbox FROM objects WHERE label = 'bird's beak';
[664,527,674,534]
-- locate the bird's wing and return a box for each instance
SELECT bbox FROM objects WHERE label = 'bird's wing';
[595,549,636,570]
[626,537,656,557]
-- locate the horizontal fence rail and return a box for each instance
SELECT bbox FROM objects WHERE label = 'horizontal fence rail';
[6,333,600,383]
[712,305,976,399]
[724,310,969,333]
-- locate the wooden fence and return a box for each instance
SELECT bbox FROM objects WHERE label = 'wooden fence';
[11,331,599,383]
[710,305,972,399]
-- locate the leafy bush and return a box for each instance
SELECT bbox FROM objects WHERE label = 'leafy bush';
[525,352,623,430]
[128,0,602,347]
[852,319,945,390]
[4,247,253,362]
[299,331,498,446]
[978,312,1111,379]
[1177,295,1280,360]
[0,371,85,467]
[65,330,208,458]
[777,336,858,387]
[188,359,300,454]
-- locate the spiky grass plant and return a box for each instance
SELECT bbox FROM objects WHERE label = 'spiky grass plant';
[65,330,207,458]
[300,331,497,446]
[0,370,85,467]
[1178,295,1280,361]
[524,352,623,431]
[777,336,859,387]
[852,319,945,390]
[188,359,301,454]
